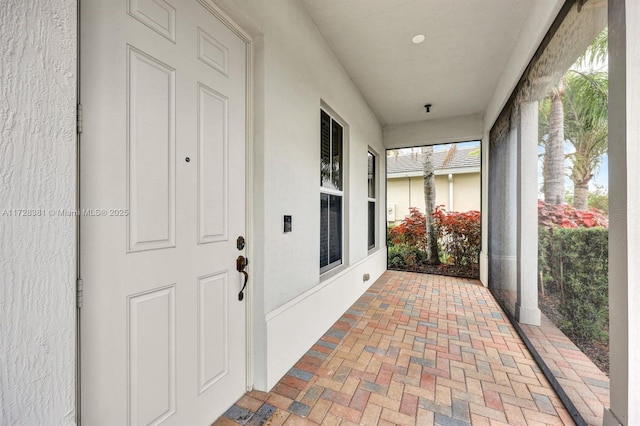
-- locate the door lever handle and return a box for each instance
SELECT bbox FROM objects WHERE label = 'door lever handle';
[237,255,248,301]
[238,271,248,301]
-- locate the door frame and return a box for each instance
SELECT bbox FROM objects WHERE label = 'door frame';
[76,0,256,421]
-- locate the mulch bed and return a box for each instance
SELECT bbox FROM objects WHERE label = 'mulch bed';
[389,264,479,280]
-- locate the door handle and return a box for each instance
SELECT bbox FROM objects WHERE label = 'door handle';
[237,255,248,301]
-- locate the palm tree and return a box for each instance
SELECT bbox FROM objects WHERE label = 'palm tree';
[539,28,607,209]
[541,82,566,205]
[565,29,608,210]
[563,70,608,210]
[422,145,440,264]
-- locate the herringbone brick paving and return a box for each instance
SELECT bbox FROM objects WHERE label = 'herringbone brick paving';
[213,271,574,425]
[521,315,608,425]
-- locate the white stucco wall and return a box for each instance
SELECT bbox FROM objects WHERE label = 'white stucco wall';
[383,114,483,149]
[0,1,77,425]
[257,8,385,313]
[213,0,387,390]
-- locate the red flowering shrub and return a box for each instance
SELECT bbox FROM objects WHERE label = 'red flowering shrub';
[389,207,427,250]
[431,206,481,268]
[388,206,480,276]
[538,200,608,229]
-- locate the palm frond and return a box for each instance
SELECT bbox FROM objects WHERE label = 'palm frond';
[575,27,608,70]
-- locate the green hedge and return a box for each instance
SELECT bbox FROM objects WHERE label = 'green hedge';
[388,244,427,271]
[539,227,608,341]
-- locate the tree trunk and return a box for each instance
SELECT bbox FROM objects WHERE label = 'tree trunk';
[423,146,440,265]
[573,182,589,210]
[544,85,565,205]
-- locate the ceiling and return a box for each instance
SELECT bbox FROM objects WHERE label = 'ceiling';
[298,0,535,126]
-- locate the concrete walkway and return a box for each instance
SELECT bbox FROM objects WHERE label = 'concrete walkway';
[213,271,574,425]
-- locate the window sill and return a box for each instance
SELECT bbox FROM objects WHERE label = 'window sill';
[319,262,347,282]
[368,246,385,257]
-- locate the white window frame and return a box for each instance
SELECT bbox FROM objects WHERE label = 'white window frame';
[320,107,346,274]
[367,149,377,252]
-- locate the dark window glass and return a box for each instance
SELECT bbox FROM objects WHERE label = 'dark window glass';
[320,111,331,187]
[321,111,343,190]
[320,193,342,270]
[332,121,343,190]
[320,193,329,268]
[329,194,342,265]
[320,109,344,272]
[368,201,375,250]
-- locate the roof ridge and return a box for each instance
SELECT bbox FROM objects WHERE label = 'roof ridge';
[387,145,480,174]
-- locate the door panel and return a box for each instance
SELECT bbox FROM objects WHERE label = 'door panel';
[128,0,176,41]
[198,27,229,75]
[81,1,247,424]
[128,285,177,426]
[127,46,176,252]
[197,84,228,244]
[197,271,229,393]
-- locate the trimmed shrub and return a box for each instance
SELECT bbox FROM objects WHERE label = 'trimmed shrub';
[539,226,608,342]
[387,244,427,271]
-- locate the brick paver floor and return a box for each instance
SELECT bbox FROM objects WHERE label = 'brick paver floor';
[213,271,574,425]
[521,315,609,425]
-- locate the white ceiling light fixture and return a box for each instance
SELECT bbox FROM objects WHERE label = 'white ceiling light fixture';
[411,34,426,44]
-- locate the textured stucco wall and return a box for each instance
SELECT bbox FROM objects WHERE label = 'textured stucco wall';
[0,1,77,424]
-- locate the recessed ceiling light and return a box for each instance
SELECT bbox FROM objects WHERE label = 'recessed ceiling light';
[411,34,425,44]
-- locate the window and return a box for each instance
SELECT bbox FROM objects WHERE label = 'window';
[320,109,343,273]
[367,151,376,250]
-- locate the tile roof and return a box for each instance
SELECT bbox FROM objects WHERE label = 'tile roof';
[386,146,480,174]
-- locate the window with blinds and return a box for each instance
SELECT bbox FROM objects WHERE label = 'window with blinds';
[367,151,376,251]
[320,109,344,273]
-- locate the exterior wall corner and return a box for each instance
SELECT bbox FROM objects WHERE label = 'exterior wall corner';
[1,1,78,424]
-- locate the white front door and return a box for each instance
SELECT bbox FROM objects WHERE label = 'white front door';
[80,1,248,424]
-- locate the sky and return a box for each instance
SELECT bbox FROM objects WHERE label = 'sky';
[390,140,480,156]
[433,141,480,151]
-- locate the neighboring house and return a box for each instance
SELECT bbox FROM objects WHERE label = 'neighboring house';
[2,1,639,425]
[386,146,480,223]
